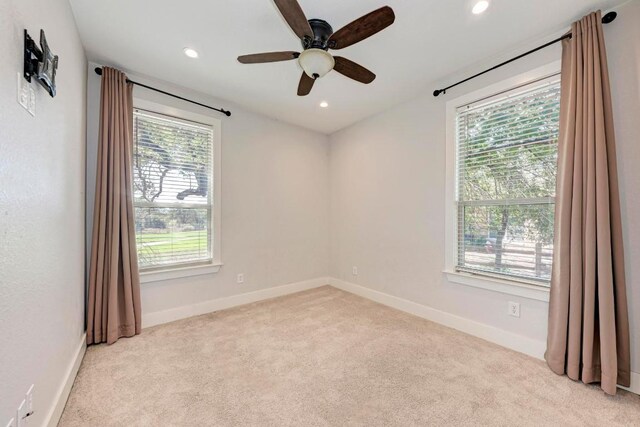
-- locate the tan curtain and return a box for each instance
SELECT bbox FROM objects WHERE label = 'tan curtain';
[87,67,142,345]
[545,10,630,395]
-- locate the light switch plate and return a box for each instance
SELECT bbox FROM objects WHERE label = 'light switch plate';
[27,87,36,116]
[17,73,35,117]
[17,73,29,111]
[236,273,244,284]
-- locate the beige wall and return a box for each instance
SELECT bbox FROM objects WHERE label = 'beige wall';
[0,0,87,425]
[329,0,640,374]
[2,3,638,424]
[85,63,331,321]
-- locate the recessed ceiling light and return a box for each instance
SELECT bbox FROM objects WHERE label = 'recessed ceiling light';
[319,101,329,108]
[472,1,489,14]
[183,48,199,58]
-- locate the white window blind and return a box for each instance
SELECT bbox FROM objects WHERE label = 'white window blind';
[132,109,215,271]
[455,77,560,284]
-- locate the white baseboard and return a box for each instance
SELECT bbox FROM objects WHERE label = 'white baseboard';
[42,278,327,424]
[620,371,640,395]
[329,278,639,395]
[43,276,637,427]
[45,332,86,427]
[330,278,546,359]
[142,277,330,328]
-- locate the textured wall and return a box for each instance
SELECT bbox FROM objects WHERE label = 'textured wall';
[329,1,640,374]
[0,0,87,425]
[85,63,331,319]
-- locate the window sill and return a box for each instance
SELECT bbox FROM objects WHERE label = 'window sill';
[444,270,550,302]
[140,262,222,284]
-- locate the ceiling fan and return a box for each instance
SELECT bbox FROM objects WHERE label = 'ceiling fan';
[237,0,395,96]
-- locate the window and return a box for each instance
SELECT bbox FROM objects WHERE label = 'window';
[452,75,560,286]
[132,106,220,275]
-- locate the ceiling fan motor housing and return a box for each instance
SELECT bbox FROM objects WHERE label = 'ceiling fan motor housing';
[303,19,334,50]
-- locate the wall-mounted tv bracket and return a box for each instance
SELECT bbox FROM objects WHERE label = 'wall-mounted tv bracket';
[23,29,58,97]
[23,30,42,83]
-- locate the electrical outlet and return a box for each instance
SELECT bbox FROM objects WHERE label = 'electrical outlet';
[25,385,34,416]
[236,273,244,284]
[352,266,358,276]
[508,301,520,318]
[16,400,26,427]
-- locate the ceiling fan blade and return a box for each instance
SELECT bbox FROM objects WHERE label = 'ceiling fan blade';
[333,57,376,84]
[329,6,395,50]
[297,72,315,96]
[273,0,313,40]
[237,51,300,64]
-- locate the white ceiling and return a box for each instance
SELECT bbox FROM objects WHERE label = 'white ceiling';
[69,0,628,134]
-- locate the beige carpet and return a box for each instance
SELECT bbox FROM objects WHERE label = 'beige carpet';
[59,286,639,426]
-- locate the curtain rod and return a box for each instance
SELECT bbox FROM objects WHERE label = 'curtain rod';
[433,11,618,97]
[94,67,231,116]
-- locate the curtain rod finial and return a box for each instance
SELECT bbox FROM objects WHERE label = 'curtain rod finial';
[94,67,103,76]
[602,11,617,24]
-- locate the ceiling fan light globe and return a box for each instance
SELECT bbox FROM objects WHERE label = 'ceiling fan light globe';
[298,49,335,79]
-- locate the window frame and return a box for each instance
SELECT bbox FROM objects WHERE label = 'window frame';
[444,61,561,302]
[132,97,222,283]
